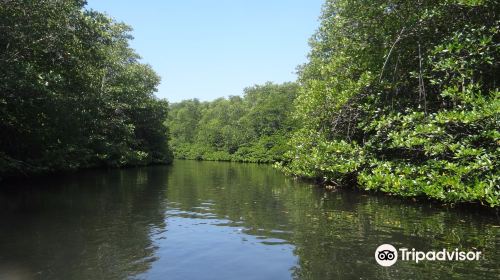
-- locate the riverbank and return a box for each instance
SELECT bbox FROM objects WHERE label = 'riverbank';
[305,173,500,213]
[0,1,174,183]
[181,159,500,209]
[0,158,173,183]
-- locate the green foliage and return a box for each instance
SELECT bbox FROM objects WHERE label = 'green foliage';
[168,82,299,163]
[0,0,173,178]
[280,0,499,206]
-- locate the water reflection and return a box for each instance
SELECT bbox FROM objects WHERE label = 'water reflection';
[0,167,170,279]
[0,160,498,279]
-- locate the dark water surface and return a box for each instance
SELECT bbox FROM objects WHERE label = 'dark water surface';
[0,160,498,279]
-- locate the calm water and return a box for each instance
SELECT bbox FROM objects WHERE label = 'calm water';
[0,160,498,279]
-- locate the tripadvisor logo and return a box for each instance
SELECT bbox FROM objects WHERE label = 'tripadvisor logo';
[375,244,398,266]
[375,244,482,267]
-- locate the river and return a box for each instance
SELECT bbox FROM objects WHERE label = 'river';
[0,160,498,279]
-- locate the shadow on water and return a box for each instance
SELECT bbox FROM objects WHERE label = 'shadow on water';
[0,160,499,279]
[0,167,172,280]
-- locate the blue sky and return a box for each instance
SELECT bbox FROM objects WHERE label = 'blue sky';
[86,0,323,102]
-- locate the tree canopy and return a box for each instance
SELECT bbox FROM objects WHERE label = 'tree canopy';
[0,0,173,178]
[168,82,299,163]
[278,0,499,207]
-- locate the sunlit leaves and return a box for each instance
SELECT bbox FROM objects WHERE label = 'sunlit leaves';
[167,82,299,163]
[281,0,499,206]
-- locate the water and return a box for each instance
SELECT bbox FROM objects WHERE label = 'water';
[0,160,498,279]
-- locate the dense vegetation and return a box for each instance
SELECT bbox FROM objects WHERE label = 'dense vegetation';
[167,0,499,206]
[0,0,173,179]
[1,1,498,207]
[278,0,499,207]
[167,82,298,162]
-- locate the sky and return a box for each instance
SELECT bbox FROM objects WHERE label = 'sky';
[86,0,323,103]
